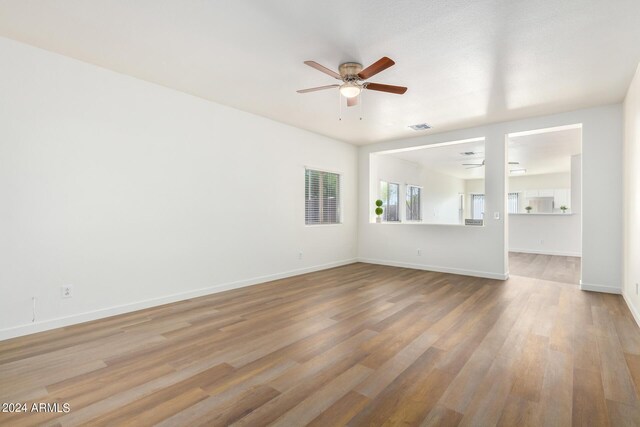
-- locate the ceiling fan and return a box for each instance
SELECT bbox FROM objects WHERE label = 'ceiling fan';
[297,57,407,106]
[462,160,520,169]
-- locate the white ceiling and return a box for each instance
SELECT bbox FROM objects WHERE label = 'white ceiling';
[386,140,487,180]
[387,126,581,179]
[508,126,582,176]
[0,0,638,145]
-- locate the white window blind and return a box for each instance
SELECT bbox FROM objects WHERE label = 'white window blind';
[508,192,519,213]
[380,181,400,221]
[406,185,422,221]
[471,194,485,220]
[305,169,341,225]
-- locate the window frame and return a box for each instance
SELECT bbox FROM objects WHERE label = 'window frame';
[405,184,422,222]
[304,167,342,226]
[380,180,401,222]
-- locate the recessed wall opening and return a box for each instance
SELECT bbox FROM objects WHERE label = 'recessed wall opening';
[506,124,583,284]
[369,138,486,225]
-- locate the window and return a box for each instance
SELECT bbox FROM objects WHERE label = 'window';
[508,192,519,213]
[380,181,400,221]
[471,194,485,220]
[305,169,341,225]
[406,185,422,221]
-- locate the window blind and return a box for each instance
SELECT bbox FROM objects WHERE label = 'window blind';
[471,194,485,220]
[508,192,519,214]
[305,169,341,224]
[406,185,422,221]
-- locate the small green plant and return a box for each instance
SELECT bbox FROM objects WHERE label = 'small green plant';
[560,205,568,213]
[525,206,532,213]
[375,199,384,221]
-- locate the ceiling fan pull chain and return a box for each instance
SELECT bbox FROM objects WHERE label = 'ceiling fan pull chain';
[359,91,363,121]
[338,90,342,121]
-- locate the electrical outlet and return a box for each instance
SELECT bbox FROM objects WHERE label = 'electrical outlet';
[61,285,73,298]
[298,251,303,260]
[417,248,421,256]
[494,211,500,220]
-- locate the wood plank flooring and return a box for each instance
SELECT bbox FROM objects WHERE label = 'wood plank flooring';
[1,261,639,426]
[509,251,581,284]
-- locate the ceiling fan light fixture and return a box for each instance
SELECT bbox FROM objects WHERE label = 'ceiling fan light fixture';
[339,82,361,98]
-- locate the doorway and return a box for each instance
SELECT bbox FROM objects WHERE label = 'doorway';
[506,124,582,284]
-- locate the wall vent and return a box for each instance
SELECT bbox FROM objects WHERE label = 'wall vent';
[408,123,431,131]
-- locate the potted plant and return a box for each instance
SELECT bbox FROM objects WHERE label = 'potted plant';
[375,199,384,223]
[560,205,568,213]
[525,206,532,213]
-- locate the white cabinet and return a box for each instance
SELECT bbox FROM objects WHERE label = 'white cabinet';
[521,188,571,212]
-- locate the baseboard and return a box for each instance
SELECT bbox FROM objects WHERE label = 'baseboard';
[622,292,640,329]
[509,249,582,257]
[357,258,508,281]
[579,280,622,294]
[0,258,358,341]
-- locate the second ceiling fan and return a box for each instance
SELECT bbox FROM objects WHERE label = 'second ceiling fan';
[463,160,520,169]
[297,57,407,106]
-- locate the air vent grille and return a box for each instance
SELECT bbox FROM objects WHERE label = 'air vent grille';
[408,123,431,131]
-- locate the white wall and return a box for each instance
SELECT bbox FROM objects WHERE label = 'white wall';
[465,179,485,194]
[420,168,465,224]
[623,64,640,323]
[510,172,571,192]
[0,37,358,339]
[358,105,622,288]
[509,215,581,257]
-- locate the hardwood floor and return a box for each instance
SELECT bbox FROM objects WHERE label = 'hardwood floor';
[1,262,639,426]
[509,251,581,284]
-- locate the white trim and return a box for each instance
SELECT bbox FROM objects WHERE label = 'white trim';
[357,257,508,280]
[303,164,344,176]
[375,136,486,155]
[507,123,582,138]
[579,280,621,294]
[509,249,582,257]
[623,292,640,329]
[0,258,357,341]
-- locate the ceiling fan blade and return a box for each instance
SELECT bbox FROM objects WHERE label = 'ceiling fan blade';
[358,57,395,80]
[303,61,342,80]
[365,82,407,95]
[347,96,359,107]
[296,84,340,93]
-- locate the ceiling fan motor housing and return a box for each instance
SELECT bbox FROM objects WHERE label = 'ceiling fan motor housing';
[338,62,363,81]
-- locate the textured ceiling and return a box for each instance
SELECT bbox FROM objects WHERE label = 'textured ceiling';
[0,0,638,144]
